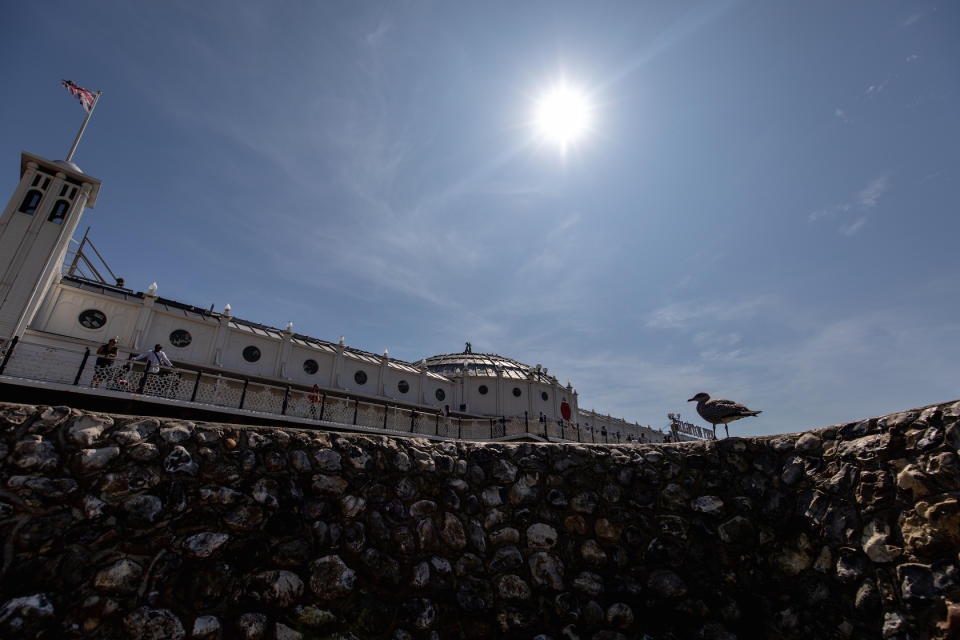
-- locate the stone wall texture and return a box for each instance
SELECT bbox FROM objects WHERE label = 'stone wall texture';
[0,398,958,640]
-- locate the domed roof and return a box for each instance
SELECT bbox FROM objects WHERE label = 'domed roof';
[422,344,556,382]
[51,159,84,174]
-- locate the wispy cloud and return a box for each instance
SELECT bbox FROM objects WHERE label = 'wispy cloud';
[693,331,744,362]
[646,297,768,329]
[840,217,868,236]
[902,8,935,27]
[834,107,848,122]
[809,176,890,235]
[364,19,392,46]
[865,78,891,96]
[857,176,889,208]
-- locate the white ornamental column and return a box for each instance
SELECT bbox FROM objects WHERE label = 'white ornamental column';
[417,362,427,405]
[330,336,345,388]
[276,321,293,378]
[131,282,158,351]
[378,350,389,397]
[208,303,232,366]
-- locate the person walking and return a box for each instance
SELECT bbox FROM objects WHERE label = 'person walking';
[133,344,173,394]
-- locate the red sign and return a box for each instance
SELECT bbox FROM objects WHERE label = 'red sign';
[560,401,571,421]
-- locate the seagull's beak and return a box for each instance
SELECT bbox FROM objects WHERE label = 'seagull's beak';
[687,396,696,402]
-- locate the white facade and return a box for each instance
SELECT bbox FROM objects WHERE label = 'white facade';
[0,150,659,440]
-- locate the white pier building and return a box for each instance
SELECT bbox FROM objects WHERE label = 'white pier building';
[0,149,662,443]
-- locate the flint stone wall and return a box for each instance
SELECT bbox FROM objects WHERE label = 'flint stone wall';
[0,399,958,640]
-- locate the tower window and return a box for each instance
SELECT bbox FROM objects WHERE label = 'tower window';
[354,370,368,385]
[242,346,261,362]
[303,359,319,375]
[18,190,42,215]
[512,387,522,397]
[48,200,69,224]
[435,388,446,401]
[478,384,488,395]
[70,187,78,199]
[398,380,410,394]
[541,391,549,401]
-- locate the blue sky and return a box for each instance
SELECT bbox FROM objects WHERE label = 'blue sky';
[2,1,958,435]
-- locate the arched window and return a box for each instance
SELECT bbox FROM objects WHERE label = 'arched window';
[48,200,69,224]
[18,190,42,215]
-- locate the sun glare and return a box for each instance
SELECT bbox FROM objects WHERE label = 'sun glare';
[533,82,593,151]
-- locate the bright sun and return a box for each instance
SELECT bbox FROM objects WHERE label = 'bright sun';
[532,82,593,151]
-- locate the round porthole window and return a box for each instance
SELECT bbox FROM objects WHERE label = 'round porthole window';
[303,359,319,375]
[512,387,522,397]
[478,384,488,395]
[242,346,261,362]
[541,391,549,401]
[78,309,106,329]
[169,329,192,348]
[435,389,446,401]
[354,370,367,385]
[398,380,410,394]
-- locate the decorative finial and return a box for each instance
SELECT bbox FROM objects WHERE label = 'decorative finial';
[223,303,231,315]
[383,349,389,358]
[464,341,472,354]
[339,336,345,346]
[285,321,293,332]
[147,282,157,295]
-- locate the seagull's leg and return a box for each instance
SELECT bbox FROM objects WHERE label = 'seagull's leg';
[724,424,729,438]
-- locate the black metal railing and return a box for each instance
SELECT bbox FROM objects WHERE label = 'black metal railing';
[0,339,662,443]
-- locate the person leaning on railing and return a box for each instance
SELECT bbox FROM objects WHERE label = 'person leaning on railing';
[91,337,119,388]
[132,344,174,394]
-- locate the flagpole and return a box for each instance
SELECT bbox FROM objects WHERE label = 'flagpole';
[65,90,101,163]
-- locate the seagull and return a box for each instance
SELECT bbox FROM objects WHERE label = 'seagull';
[687,392,761,437]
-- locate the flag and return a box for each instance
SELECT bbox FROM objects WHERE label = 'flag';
[62,80,97,113]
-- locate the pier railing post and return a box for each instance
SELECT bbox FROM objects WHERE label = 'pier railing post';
[190,372,202,402]
[281,385,291,415]
[0,336,18,375]
[74,347,90,385]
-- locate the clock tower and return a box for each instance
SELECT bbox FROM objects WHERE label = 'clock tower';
[0,151,101,342]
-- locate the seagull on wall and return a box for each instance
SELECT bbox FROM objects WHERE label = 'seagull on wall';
[688,392,762,438]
